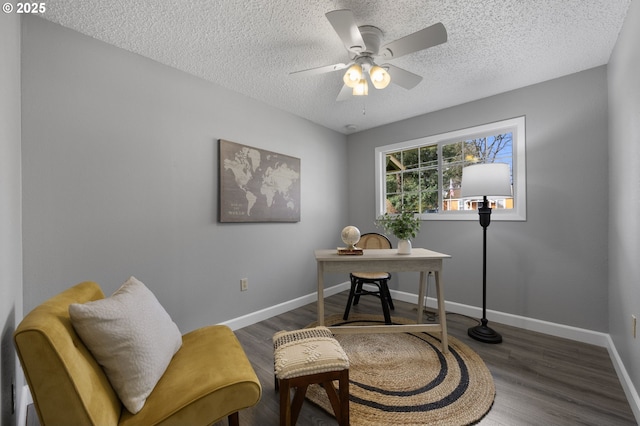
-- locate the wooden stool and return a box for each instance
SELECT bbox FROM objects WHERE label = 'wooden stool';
[273,327,350,426]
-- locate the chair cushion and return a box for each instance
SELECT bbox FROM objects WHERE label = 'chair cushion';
[352,271,391,280]
[273,327,349,380]
[118,325,262,426]
[69,276,182,414]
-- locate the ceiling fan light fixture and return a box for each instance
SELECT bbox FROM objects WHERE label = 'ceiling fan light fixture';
[370,65,391,89]
[353,78,368,96]
[343,64,363,88]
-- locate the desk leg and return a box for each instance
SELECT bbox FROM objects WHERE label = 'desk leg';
[434,270,448,353]
[317,262,325,326]
[417,271,426,324]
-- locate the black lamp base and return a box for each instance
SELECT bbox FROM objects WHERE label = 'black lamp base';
[468,321,502,344]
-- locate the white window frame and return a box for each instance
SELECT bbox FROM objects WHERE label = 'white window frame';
[375,116,527,221]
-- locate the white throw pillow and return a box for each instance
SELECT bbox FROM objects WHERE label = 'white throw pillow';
[69,276,182,414]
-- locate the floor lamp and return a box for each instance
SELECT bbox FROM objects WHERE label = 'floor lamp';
[460,163,512,344]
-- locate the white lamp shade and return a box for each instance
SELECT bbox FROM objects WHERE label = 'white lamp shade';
[460,163,512,197]
[343,64,363,88]
[369,65,391,89]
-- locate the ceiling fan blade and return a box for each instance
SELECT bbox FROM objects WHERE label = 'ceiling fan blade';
[290,63,349,76]
[378,22,447,59]
[384,64,423,90]
[326,9,366,54]
[336,84,352,102]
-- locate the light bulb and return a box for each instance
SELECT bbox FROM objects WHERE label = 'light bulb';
[353,78,368,96]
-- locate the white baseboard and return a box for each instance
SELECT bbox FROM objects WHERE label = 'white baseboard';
[220,281,350,331]
[390,290,611,346]
[17,385,32,426]
[604,334,640,423]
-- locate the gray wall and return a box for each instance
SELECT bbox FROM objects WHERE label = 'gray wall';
[0,11,23,426]
[21,16,348,333]
[347,66,609,332]
[608,0,640,400]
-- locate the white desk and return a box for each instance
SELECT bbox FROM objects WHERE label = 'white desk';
[315,248,452,353]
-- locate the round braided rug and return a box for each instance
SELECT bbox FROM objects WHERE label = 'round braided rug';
[306,314,495,426]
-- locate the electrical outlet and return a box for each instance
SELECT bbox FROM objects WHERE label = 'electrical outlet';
[240,278,248,291]
[633,315,637,339]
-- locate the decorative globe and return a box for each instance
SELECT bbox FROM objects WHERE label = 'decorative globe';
[341,226,361,250]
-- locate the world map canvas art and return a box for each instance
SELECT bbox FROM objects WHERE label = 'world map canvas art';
[219,140,301,222]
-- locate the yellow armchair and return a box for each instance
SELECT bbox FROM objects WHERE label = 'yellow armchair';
[13,281,261,426]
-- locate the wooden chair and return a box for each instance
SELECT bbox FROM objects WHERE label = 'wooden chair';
[343,233,395,324]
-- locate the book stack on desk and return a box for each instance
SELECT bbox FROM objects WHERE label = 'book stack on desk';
[337,247,363,255]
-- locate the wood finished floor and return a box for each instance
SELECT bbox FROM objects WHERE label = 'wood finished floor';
[218,291,636,426]
[26,291,637,426]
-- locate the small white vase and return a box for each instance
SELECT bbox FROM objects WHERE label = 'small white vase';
[397,239,412,254]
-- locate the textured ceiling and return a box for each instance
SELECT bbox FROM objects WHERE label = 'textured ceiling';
[39,0,631,134]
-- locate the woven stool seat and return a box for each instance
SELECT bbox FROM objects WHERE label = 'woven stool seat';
[274,326,349,379]
[273,327,349,426]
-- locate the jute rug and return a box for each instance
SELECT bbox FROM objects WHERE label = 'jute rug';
[306,314,495,425]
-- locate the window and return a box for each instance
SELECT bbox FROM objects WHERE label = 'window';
[375,116,526,221]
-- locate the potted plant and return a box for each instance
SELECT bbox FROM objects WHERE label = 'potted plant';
[375,211,421,254]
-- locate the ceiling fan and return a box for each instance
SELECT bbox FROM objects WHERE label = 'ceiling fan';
[291,9,447,101]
